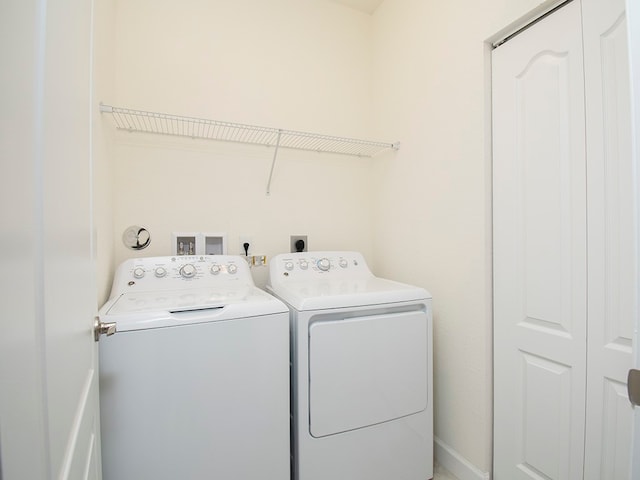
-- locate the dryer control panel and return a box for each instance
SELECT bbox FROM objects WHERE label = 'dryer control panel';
[267,251,430,312]
[268,251,372,280]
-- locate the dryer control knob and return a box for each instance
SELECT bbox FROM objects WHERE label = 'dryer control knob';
[180,264,197,278]
[285,261,294,271]
[210,264,221,275]
[227,264,238,274]
[339,259,348,268]
[299,260,309,270]
[154,267,167,278]
[317,258,330,271]
[133,267,145,279]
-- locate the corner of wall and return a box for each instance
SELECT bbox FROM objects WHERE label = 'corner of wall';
[435,436,491,480]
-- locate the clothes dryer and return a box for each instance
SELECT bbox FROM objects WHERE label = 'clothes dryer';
[267,251,433,480]
[98,255,290,480]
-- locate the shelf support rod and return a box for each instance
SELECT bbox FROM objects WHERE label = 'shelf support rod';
[266,130,282,196]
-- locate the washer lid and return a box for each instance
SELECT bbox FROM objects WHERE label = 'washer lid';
[99,286,287,332]
[268,276,429,311]
[106,286,253,314]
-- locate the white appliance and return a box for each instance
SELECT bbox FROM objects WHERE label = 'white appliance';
[98,255,290,480]
[266,251,433,480]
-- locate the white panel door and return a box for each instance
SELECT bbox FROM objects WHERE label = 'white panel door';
[583,0,635,477]
[492,2,587,479]
[43,0,102,478]
[0,1,101,479]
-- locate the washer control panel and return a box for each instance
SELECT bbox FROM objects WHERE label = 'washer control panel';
[269,251,371,280]
[109,255,251,297]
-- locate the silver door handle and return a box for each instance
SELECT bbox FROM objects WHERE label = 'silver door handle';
[628,369,640,407]
[94,318,117,342]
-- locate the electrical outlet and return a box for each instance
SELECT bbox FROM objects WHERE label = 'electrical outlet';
[290,235,308,253]
[239,235,252,257]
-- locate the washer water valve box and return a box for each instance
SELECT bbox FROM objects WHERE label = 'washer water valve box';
[172,233,197,256]
[202,233,227,255]
[172,232,227,256]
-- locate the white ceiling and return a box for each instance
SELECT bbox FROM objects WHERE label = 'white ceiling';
[327,0,385,15]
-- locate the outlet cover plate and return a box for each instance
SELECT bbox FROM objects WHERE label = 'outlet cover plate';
[239,235,252,256]
[290,235,308,253]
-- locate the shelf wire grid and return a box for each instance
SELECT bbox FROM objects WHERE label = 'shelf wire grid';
[101,105,398,158]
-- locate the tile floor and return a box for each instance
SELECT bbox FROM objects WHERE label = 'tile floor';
[433,463,459,480]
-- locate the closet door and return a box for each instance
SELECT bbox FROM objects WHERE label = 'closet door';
[583,0,634,477]
[492,2,587,479]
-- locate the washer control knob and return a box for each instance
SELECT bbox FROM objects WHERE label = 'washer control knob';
[339,259,348,268]
[133,267,145,279]
[154,267,167,278]
[180,264,197,278]
[227,264,238,274]
[317,258,330,271]
[210,264,221,275]
[285,261,294,271]
[299,260,309,270]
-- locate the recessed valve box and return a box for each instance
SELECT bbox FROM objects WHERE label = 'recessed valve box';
[201,233,227,255]
[171,232,227,255]
[172,233,197,256]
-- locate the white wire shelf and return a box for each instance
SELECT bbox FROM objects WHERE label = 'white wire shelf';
[100,104,399,158]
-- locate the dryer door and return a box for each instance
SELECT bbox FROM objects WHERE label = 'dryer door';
[308,310,428,438]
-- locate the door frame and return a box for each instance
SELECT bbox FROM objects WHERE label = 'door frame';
[626,0,640,475]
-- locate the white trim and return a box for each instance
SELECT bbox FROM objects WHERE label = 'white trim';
[434,436,490,480]
[58,369,95,480]
[35,1,52,478]
[626,0,640,475]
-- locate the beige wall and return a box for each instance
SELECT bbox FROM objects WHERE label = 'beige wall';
[102,0,577,475]
[370,0,556,474]
[110,0,378,286]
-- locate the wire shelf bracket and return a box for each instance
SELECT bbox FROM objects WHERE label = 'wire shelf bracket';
[100,104,400,195]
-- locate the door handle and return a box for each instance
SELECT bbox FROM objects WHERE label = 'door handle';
[628,369,640,407]
[94,317,117,342]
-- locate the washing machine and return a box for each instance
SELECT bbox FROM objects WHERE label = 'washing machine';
[266,251,433,480]
[98,255,290,480]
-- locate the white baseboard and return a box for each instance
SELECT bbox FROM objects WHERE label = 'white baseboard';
[434,436,490,480]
